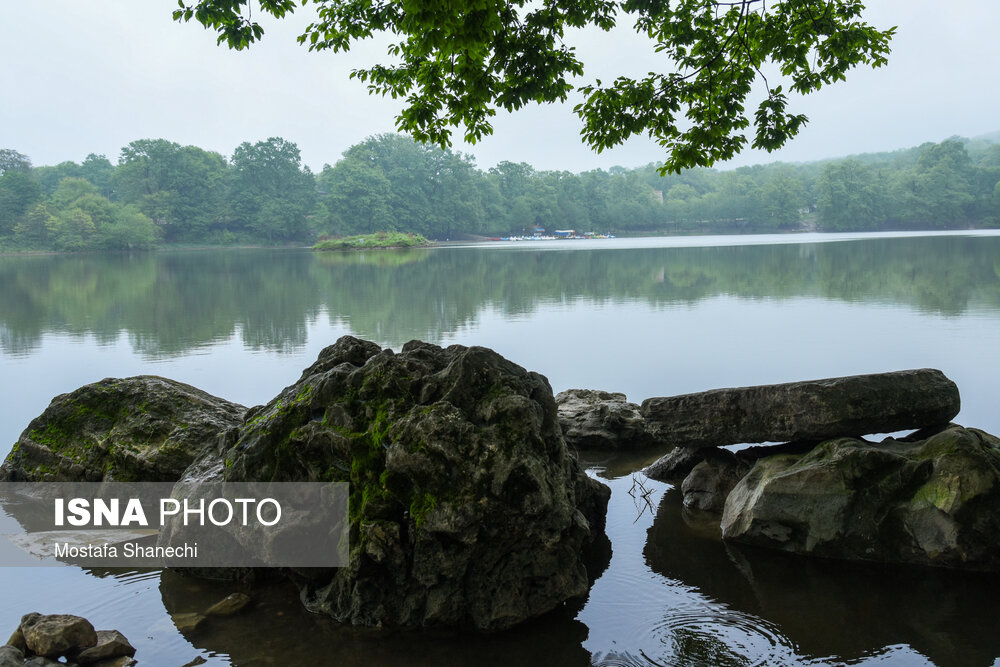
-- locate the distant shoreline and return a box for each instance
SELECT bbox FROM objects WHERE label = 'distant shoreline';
[3,227,999,256]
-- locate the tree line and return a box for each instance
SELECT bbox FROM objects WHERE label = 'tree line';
[3,235,997,356]
[1,134,998,251]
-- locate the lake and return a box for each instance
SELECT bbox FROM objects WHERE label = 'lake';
[2,231,1000,665]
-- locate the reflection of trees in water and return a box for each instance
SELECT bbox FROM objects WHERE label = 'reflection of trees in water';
[1,236,998,356]
[644,489,1000,667]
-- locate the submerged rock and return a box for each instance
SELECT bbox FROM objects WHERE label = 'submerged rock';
[721,426,1000,570]
[1,376,246,482]
[204,593,251,617]
[555,389,654,449]
[641,369,960,449]
[221,336,610,630]
[18,613,96,659]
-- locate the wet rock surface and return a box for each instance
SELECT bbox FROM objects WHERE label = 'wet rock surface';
[721,426,1000,570]
[641,369,960,449]
[0,377,246,482]
[555,389,654,449]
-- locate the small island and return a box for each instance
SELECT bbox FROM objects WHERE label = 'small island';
[312,232,433,251]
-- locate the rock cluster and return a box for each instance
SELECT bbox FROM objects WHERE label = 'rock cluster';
[1,337,610,631]
[639,369,1000,571]
[3,614,135,666]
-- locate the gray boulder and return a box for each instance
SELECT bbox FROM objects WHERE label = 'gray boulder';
[1,376,246,482]
[645,446,737,483]
[555,389,654,449]
[721,425,1000,570]
[221,336,609,630]
[0,645,24,667]
[641,369,960,449]
[69,630,136,664]
[681,456,748,513]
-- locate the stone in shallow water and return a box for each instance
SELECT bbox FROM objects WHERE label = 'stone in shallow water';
[721,426,1000,570]
[20,612,97,658]
[223,336,610,630]
[70,629,136,664]
[171,613,206,633]
[2,335,611,632]
[641,368,960,449]
[644,446,737,483]
[681,457,748,513]
[205,593,251,616]
[88,657,137,667]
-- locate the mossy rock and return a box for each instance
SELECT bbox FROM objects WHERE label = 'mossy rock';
[1,376,246,482]
[221,336,610,630]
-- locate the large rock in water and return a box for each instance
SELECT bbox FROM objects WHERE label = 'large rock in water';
[721,426,1000,570]
[1,377,246,482]
[641,369,960,449]
[555,389,654,449]
[219,336,609,630]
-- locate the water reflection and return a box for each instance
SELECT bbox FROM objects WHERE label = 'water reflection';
[645,488,1000,667]
[2,234,999,357]
[157,570,593,666]
[3,233,1000,666]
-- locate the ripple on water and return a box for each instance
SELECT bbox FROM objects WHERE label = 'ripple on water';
[631,604,799,667]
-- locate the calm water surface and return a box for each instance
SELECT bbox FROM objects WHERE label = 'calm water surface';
[2,232,1000,666]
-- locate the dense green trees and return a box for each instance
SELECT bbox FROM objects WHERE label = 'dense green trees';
[1,133,998,252]
[172,0,893,174]
[320,134,485,238]
[115,139,230,241]
[1,137,320,250]
[229,138,316,242]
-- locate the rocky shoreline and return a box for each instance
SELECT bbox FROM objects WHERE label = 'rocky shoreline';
[2,337,609,632]
[3,337,999,636]
[3,614,135,667]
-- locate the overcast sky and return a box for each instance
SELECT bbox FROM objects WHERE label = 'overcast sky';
[3,1,998,173]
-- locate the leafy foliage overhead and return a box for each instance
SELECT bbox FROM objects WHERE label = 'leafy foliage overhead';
[172,0,894,173]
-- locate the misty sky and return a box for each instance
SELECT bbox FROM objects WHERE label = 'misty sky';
[3,1,998,173]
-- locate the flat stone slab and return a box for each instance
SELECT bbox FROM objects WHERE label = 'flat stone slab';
[640,369,960,449]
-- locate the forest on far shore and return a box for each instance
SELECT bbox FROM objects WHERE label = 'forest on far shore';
[1,133,998,251]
